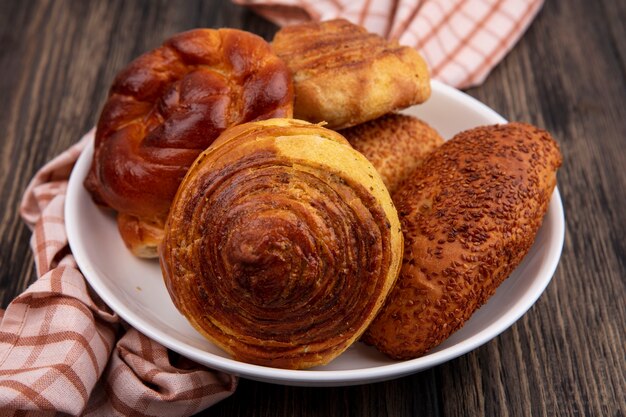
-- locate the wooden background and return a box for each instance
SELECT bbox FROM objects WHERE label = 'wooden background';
[0,1,624,416]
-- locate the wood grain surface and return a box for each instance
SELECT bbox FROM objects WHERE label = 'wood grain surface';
[0,1,624,416]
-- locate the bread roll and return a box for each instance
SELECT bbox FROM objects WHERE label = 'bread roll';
[340,113,444,193]
[363,122,562,359]
[160,118,403,369]
[272,19,430,129]
[84,28,294,257]
[116,214,165,258]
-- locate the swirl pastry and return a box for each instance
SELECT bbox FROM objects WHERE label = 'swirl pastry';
[363,123,562,359]
[160,119,403,369]
[84,28,294,257]
[340,113,444,194]
[272,19,430,129]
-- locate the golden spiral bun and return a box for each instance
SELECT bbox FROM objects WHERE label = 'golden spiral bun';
[340,113,444,194]
[160,118,403,369]
[272,19,430,129]
[84,28,294,257]
[363,123,562,359]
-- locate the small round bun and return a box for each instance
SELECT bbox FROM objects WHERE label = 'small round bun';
[340,113,444,193]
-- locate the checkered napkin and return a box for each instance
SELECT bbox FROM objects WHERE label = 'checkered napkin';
[0,132,237,416]
[234,0,544,88]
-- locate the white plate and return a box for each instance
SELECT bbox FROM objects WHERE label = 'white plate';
[65,80,565,387]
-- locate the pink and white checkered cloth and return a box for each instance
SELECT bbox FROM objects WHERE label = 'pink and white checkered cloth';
[234,0,544,88]
[0,133,237,416]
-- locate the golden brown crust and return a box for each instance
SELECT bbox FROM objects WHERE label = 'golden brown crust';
[84,28,294,257]
[160,118,403,369]
[117,213,165,258]
[340,113,444,194]
[363,122,562,360]
[272,19,430,129]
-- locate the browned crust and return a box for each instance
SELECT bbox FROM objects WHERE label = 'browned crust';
[340,113,444,193]
[272,19,430,129]
[116,213,165,258]
[84,28,294,257]
[363,122,562,360]
[160,119,403,369]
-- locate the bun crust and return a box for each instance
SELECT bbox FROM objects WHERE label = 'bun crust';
[272,19,430,129]
[363,122,562,359]
[340,113,444,193]
[116,214,165,258]
[84,29,294,256]
[160,119,403,369]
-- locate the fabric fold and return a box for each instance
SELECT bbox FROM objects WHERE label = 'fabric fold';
[0,131,236,416]
[233,0,544,88]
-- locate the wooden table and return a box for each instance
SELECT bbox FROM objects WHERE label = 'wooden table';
[1,1,624,415]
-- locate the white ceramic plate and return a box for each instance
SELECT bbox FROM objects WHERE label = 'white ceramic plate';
[65,80,564,387]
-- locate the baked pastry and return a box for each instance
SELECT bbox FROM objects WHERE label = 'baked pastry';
[160,118,403,369]
[116,214,165,259]
[340,113,444,193]
[272,19,430,129]
[84,28,294,257]
[363,122,562,359]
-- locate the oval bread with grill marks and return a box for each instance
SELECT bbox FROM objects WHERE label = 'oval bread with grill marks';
[272,19,430,130]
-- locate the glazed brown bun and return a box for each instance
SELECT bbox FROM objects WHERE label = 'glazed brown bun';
[160,119,403,369]
[272,19,430,129]
[84,28,294,257]
[363,122,562,360]
[340,113,444,194]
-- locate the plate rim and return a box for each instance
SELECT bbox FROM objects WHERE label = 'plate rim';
[65,80,565,386]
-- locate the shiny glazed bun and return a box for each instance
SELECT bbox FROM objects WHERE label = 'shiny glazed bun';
[84,28,294,257]
[160,119,403,369]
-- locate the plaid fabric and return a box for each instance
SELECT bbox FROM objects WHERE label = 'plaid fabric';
[0,132,237,416]
[234,0,544,88]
